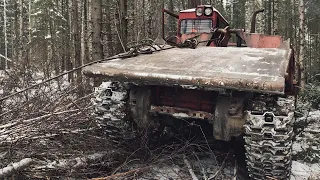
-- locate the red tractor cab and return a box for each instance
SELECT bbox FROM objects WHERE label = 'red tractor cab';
[178,5,229,45]
[163,5,286,49]
[163,5,240,47]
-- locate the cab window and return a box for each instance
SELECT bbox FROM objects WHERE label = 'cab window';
[180,19,213,34]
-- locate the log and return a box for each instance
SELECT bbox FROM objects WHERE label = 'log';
[0,158,33,178]
[35,152,116,170]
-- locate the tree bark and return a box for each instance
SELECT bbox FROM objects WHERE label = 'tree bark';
[65,0,74,82]
[298,0,305,88]
[83,0,90,64]
[49,16,58,75]
[91,0,103,61]
[273,0,279,34]
[72,0,83,96]
[18,0,23,64]
[188,0,201,8]
[168,0,175,34]
[105,0,114,56]
[3,0,8,69]
[267,0,272,35]
[119,0,128,50]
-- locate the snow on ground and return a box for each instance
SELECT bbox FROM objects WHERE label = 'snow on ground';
[291,110,320,180]
[291,161,320,180]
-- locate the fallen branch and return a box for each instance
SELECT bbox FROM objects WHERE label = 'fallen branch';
[0,158,33,178]
[192,151,208,180]
[232,158,237,180]
[184,154,198,180]
[0,55,120,102]
[91,167,150,180]
[35,152,115,170]
[266,176,278,180]
[23,109,85,124]
[0,109,84,131]
[208,151,230,180]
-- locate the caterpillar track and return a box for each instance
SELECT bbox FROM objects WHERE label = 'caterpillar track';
[244,96,295,180]
[93,81,132,145]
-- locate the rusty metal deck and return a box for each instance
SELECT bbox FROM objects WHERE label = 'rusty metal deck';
[84,46,291,94]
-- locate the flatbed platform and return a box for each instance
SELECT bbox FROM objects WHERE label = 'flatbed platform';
[84,46,291,94]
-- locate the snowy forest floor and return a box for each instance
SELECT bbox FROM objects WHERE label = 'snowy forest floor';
[0,72,320,180]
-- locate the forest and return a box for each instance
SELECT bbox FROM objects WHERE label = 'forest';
[0,0,319,179]
[0,0,318,84]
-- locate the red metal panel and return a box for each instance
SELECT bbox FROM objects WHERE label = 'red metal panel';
[244,34,283,48]
[152,86,217,113]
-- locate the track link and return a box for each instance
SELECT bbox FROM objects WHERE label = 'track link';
[244,96,295,180]
[93,81,131,144]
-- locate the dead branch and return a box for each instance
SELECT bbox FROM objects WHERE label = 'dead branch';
[35,152,115,170]
[91,167,150,180]
[0,158,33,178]
[192,151,208,180]
[232,158,237,180]
[0,109,83,130]
[183,154,198,180]
[266,176,278,180]
[23,109,85,123]
[0,55,120,102]
[208,151,231,180]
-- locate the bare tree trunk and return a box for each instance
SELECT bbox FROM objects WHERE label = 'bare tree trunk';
[91,0,103,61]
[49,18,58,75]
[273,0,279,34]
[105,0,114,56]
[3,0,8,69]
[266,0,272,35]
[18,0,23,64]
[168,0,175,34]
[72,0,83,96]
[119,0,128,50]
[298,0,305,87]
[83,0,90,64]
[181,0,186,9]
[28,0,32,70]
[66,0,74,82]
[188,0,200,8]
[18,0,29,71]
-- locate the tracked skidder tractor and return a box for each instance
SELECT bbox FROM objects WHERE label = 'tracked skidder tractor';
[84,5,299,180]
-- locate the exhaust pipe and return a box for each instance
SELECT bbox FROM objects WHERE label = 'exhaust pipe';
[250,9,264,33]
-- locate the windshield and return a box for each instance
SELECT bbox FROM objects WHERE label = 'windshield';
[180,19,213,34]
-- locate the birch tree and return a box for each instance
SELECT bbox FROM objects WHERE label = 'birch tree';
[298,0,305,87]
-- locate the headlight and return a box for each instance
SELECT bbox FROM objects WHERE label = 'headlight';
[204,8,213,16]
[196,8,203,16]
